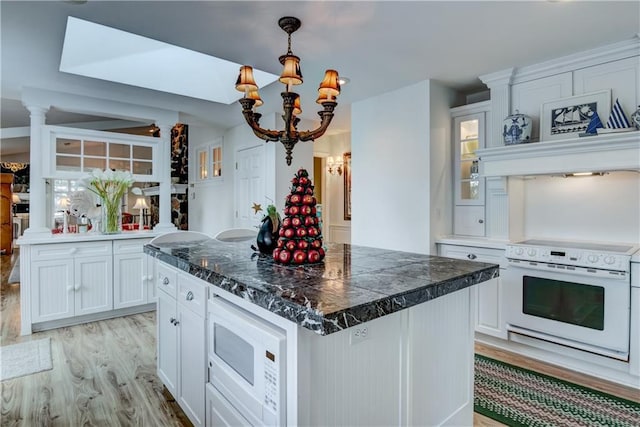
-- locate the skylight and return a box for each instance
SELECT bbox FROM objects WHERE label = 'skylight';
[59,16,278,105]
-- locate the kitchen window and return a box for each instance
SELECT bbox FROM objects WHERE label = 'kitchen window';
[45,126,158,181]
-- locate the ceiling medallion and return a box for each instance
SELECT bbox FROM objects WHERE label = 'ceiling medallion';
[235,16,341,165]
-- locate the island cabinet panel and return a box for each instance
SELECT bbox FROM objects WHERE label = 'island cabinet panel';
[156,264,206,427]
[157,290,178,396]
[302,310,403,426]
[407,288,474,425]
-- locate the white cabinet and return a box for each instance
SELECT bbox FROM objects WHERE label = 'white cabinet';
[22,235,158,334]
[451,102,490,237]
[438,243,507,339]
[113,238,154,309]
[156,263,206,427]
[31,242,113,323]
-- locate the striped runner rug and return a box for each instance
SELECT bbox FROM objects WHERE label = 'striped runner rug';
[474,354,640,427]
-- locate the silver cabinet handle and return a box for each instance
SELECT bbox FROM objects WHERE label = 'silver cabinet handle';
[169,317,179,326]
[186,291,194,301]
[467,253,477,260]
[162,277,170,285]
[478,219,484,224]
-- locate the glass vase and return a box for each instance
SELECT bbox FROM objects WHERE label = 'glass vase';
[101,197,122,234]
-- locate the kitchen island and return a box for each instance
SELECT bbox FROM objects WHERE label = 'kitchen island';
[145,236,499,426]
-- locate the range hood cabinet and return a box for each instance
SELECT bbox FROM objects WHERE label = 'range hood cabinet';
[477,132,640,177]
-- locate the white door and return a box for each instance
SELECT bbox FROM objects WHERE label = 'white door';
[235,145,265,229]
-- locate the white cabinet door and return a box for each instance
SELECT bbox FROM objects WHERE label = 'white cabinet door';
[438,244,507,339]
[453,206,485,237]
[178,304,205,427]
[113,252,147,309]
[475,277,505,338]
[157,290,178,397]
[31,259,74,322]
[74,255,113,316]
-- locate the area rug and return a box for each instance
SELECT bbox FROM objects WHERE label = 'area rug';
[0,338,52,381]
[8,256,19,283]
[474,354,640,427]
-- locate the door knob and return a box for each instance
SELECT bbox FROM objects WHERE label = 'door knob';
[186,291,194,301]
[162,277,170,285]
[467,253,477,260]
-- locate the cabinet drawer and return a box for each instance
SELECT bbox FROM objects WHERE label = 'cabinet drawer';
[177,274,206,318]
[157,262,178,299]
[113,238,152,254]
[439,244,506,268]
[32,241,112,260]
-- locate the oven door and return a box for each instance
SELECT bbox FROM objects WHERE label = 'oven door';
[504,259,630,360]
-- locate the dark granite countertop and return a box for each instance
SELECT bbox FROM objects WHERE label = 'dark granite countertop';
[144,238,499,335]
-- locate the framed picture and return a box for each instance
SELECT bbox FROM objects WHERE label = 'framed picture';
[540,90,611,141]
[343,152,351,221]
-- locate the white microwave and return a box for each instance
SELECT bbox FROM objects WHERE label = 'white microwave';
[207,296,286,426]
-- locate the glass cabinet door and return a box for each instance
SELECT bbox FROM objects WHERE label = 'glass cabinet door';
[454,113,484,205]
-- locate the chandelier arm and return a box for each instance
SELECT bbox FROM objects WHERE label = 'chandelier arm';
[239,99,280,141]
[298,102,337,141]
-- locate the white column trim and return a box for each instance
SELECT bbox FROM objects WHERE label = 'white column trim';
[22,105,51,236]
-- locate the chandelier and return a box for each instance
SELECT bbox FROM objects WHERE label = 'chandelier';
[0,162,28,173]
[235,16,341,166]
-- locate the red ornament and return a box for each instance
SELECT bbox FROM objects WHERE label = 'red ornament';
[273,168,325,265]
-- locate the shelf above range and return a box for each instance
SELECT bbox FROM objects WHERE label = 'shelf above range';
[477,131,640,177]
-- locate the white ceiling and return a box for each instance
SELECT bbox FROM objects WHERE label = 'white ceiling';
[1,1,639,156]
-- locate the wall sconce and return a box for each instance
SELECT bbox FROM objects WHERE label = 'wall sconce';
[327,156,343,176]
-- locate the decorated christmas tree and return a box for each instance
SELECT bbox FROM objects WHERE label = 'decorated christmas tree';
[273,168,325,265]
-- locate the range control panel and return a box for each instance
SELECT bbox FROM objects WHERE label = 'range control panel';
[506,244,630,272]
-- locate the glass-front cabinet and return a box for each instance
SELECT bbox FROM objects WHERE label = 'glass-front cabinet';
[455,113,484,205]
[451,102,489,237]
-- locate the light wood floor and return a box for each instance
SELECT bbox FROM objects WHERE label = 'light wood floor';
[0,249,192,426]
[1,250,637,426]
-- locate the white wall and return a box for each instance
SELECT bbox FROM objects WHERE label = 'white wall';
[188,113,316,236]
[522,172,640,243]
[351,79,453,254]
[428,82,455,247]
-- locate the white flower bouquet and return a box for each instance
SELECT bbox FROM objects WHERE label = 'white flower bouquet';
[83,169,134,233]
